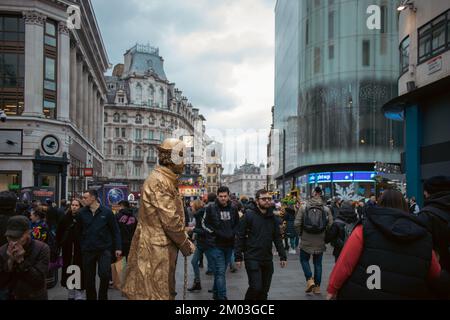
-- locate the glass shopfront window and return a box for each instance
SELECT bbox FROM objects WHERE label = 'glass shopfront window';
[0,172,21,192]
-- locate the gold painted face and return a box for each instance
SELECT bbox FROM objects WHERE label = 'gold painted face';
[158,138,186,174]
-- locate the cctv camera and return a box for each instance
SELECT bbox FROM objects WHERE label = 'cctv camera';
[0,110,7,123]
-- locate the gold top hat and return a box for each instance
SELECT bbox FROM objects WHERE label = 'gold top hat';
[157,138,185,152]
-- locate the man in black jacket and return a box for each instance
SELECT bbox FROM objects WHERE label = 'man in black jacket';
[419,176,450,274]
[203,186,239,300]
[235,189,287,300]
[0,216,50,300]
[78,190,122,300]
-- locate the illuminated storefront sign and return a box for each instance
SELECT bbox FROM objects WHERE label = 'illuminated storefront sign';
[307,171,377,184]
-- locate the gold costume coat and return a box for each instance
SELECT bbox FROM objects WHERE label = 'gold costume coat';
[122,166,190,300]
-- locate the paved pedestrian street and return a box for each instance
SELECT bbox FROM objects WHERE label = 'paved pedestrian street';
[48,248,335,301]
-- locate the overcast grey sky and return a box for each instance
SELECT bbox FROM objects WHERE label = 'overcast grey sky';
[92,0,276,173]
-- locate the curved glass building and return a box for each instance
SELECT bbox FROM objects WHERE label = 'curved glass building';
[274,0,404,199]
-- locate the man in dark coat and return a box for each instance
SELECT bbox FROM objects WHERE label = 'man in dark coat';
[0,216,50,300]
[235,190,287,300]
[0,191,17,247]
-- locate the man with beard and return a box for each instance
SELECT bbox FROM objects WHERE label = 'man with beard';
[122,138,195,300]
[235,189,287,300]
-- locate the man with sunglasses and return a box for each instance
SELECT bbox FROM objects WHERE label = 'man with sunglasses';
[235,189,287,300]
[0,216,50,300]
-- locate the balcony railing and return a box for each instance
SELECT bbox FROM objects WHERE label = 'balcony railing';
[147,157,157,163]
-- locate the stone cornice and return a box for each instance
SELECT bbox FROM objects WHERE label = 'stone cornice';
[22,10,47,26]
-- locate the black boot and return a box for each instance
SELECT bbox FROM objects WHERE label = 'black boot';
[187,281,202,292]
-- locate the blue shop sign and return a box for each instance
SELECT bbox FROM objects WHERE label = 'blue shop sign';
[316,172,332,183]
[332,172,354,182]
[308,174,316,184]
[354,172,376,182]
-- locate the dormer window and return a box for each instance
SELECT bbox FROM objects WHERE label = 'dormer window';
[136,114,142,124]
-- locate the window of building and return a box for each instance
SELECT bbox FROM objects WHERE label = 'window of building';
[44,21,56,47]
[117,145,124,156]
[362,40,370,66]
[135,128,142,141]
[148,85,154,106]
[43,19,57,119]
[104,112,108,122]
[148,130,154,140]
[113,113,120,122]
[306,19,309,45]
[118,94,125,104]
[314,47,321,73]
[135,146,142,158]
[329,45,334,59]
[0,51,25,115]
[116,164,124,175]
[161,117,165,127]
[136,114,142,124]
[149,115,155,125]
[208,167,211,174]
[134,165,141,177]
[159,88,165,108]
[380,5,387,34]
[418,11,450,64]
[400,36,410,75]
[135,83,142,105]
[104,127,106,138]
[160,132,164,141]
[121,128,126,138]
[328,11,334,39]
[121,113,128,123]
[115,128,120,138]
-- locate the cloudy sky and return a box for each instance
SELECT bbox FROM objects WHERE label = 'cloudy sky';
[92,0,276,173]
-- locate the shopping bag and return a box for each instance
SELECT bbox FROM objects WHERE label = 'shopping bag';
[111,258,124,290]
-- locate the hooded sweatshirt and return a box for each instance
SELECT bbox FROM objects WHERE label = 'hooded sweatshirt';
[329,206,441,300]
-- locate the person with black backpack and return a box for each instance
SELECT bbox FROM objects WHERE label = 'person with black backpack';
[235,189,287,300]
[325,201,358,262]
[116,200,137,260]
[294,186,333,295]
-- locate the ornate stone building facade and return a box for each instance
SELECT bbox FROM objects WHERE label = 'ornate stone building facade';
[222,161,267,198]
[103,44,206,195]
[0,0,109,201]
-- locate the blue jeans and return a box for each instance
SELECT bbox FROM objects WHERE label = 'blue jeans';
[299,249,323,286]
[207,247,232,300]
[289,236,299,249]
[191,244,213,281]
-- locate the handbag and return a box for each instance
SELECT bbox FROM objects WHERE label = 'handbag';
[111,257,124,290]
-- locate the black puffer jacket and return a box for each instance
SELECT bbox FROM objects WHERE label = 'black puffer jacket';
[419,191,450,272]
[193,208,207,248]
[235,202,287,262]
[338,206,433,300]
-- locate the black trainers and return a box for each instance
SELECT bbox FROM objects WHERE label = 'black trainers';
[187,282,202,292]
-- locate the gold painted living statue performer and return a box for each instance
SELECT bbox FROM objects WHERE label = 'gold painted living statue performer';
[122,138,196,300]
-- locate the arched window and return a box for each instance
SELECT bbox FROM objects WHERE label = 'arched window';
[159,88,165,108]
[104,112,108,122]
[149,115,155,125]
[113,113,120,123]
[121,113,128,123]
[135,83,142,105]
[117,145,124,156]
[136,114,142,124]
[148,85,154,106]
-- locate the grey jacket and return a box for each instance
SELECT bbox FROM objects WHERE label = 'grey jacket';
[294,197,333,255]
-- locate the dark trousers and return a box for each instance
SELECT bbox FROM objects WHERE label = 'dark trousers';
[244,260,274,300]
[82,250,112,300]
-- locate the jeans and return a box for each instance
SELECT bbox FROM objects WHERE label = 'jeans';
[207,247,232,300]
[299,249,323,286]
[82,250,112,300]
[191,244,213,282]
[289,236,299,250]
[244,260,274,300]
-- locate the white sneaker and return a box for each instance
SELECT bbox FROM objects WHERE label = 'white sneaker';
[289,249,297,254]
